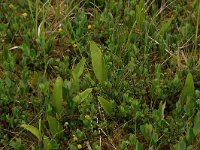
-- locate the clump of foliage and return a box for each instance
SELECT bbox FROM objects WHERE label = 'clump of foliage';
[0,0,200,149]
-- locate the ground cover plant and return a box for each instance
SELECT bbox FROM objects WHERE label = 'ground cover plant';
[0,0,200,149]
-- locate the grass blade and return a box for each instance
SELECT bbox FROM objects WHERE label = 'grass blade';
[159,17,173,37]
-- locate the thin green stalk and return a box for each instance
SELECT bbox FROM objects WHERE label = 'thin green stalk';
[194,1,200,51]
[36,0,39,38]
[124,21,136,54]
[42,6,48,77]
[27,0,34,21]
[55,0,61,19]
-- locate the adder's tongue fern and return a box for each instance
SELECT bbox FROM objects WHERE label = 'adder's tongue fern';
[52,76,63,116]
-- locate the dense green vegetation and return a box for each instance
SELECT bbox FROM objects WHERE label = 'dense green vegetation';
[0,0,200,149]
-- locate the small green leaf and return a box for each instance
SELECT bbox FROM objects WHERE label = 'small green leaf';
[186,128,195,143]
[184,97,195,115]
[47,115,63,138]
[92,143,101,150]
[98,96,114,116]
[52,76,63,115]
[71,58,86,92]
[129,134,137,146]
[135,141,144,150]
[33,71,39,86]
[21,124,42,141]
[145,124,153,137]
[179,73,195,105]
[152,131,158,144]
[158,101,166,120]
[73,88,93,104]
[140,124,153,141]
[9,138,23,150]
[193,111,200,135]
[172,140,186,150]
[90,41,107,83]
[72,57,86,79]
[43,136,51,150]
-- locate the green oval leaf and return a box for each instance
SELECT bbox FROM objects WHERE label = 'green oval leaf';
[72,57,86,79]
[172,140,186,150]
[179,73,195,105]
[43,136,51,150]
[47,115,63,138]
[90,41,107,83]
[98,96,114,116]
[140,124,153,141]
[21,124,42,141]
[193,111,200,136]
[73,88,93,104]
[52,76,63,115]
[136,141,144,150]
